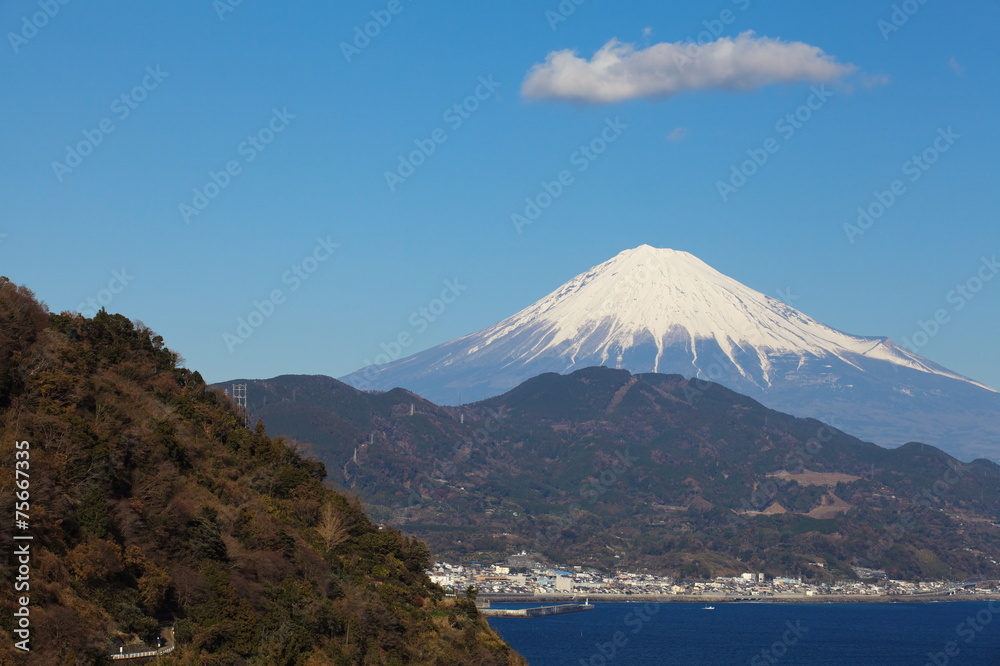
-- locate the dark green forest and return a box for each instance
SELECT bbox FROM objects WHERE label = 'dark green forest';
[235,369,1000,583]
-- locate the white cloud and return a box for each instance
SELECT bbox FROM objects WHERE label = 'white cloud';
[860,73,890,89]
[522,31,857,104]
[667,127,689,142]
[949,56,965,77]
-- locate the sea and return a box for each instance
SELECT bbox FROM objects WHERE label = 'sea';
[486,601,1000,665]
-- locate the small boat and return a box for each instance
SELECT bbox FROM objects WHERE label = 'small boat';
[702,605,715,610]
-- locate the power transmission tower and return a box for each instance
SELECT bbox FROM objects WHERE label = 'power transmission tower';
[232,384,249,428]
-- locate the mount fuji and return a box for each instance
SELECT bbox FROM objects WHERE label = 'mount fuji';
[342,245,1000,460]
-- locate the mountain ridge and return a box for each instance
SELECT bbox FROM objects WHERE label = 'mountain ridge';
[341,246,1000,460]
[218,367,1000,582]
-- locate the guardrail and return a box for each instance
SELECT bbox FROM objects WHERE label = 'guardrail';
[110,644,175,660]
[110,627,175,661]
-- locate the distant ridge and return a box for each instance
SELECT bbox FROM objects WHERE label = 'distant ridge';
[218,367,1000,580]
[342,246,1000,461]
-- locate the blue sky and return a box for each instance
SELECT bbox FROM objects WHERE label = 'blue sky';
[2,0,998,390]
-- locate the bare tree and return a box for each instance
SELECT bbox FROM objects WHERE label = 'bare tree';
[317,503,350,551]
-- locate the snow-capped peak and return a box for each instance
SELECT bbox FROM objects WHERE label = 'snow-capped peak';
[471,245,991,390]
[343,245,1000,457]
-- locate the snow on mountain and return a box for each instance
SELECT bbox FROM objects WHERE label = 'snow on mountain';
[465,245,987,389]
[342,245,1000,460]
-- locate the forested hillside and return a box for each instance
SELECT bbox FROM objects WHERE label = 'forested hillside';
[230,369,1000,582]
[0,278,523,666]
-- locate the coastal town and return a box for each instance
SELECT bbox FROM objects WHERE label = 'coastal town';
[428,559,1000,601]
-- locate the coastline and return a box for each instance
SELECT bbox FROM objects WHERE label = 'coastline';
[480,593,1000,604]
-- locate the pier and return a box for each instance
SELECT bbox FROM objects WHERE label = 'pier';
[479,603,596,618]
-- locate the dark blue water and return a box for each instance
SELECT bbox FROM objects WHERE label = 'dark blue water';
[487,602,1000,665]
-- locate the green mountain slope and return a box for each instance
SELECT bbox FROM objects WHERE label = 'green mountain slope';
[0,278,524,666]
[227,368,1000,582]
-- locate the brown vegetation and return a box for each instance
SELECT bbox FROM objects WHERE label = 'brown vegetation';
[767,469,862,487]
[0,278,524,665]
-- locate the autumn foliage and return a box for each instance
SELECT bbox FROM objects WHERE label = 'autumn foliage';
[0,278,523,665]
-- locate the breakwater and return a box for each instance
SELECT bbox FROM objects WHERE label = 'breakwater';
[480,603,596,618]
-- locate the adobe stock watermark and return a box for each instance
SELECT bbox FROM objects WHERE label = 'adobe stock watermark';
[774,287,801,306]
[431,409,507,480]
[749,621,809,666]
[579,451,638,502]
[671,0,754,70]
[878,0,932,41]
[12,439,33,652]
[679,350,746,402]
[578,602,659,666]
[511,117,628,234]
[544,0,588,31]
[844,126,959,243]
[346,278,468,388]
[899,255,998,353]
[76,269,136,317]
[223,235,338,353]
[727,421,840,529]
[7,0,71,54]
[179,107,295,224]
[384,76,501,192]
[213,0,246,21]
[51,66,169,183]
[402,407,507,507]
[599,269,801,314]
[340,0,414,63]
[521,447,638,554]
[716,84,834,202]
[923,600,1000,666]
[865,458,967,563]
